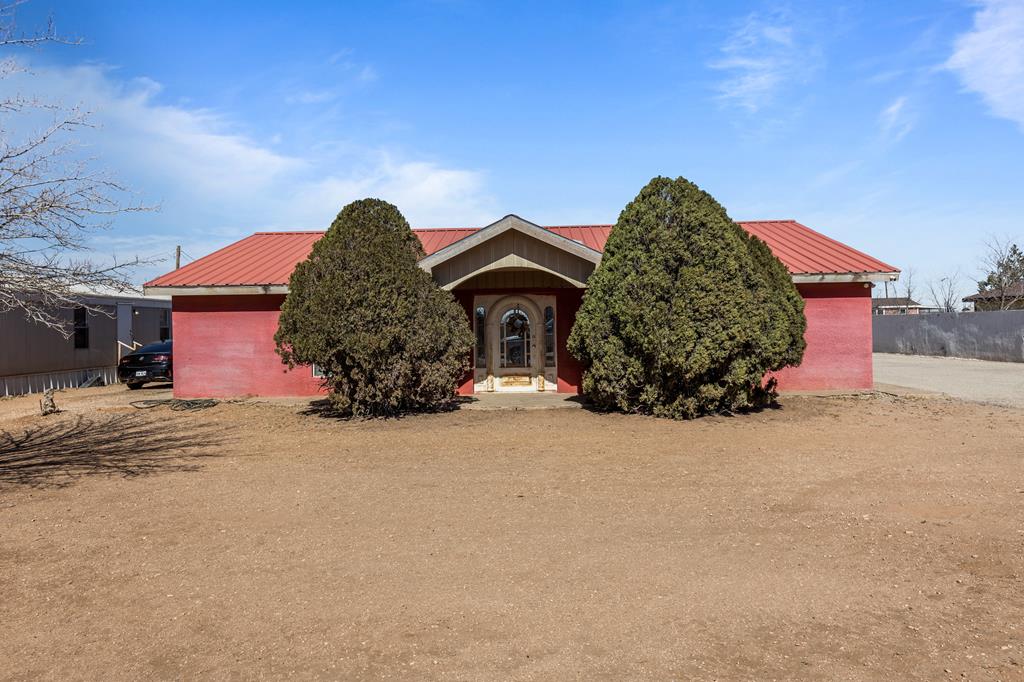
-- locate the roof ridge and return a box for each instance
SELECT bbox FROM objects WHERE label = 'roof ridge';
[254,221,800,234]
[254,230,326,235]
[411,227,481,232]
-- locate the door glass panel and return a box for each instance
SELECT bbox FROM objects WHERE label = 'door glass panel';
[544,306,555,367]
[500,307,531,368]
[475,306,486,368]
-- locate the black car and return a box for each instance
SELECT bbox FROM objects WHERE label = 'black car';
[118,340,173,389]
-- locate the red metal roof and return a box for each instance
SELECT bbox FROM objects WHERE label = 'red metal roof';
[739,220,896,277]
[147,231,325,288]
[545,225,614,252]
[414,227,479,256]
[146,220,897,288]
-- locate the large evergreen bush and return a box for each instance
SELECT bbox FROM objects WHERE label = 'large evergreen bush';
[275,199,473,417]
[567,176,806,418]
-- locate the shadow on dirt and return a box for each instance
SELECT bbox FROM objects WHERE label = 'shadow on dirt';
[300,395,476,420]
[0,413,227,490]
[130,383,174,391]
[563,393,784,418]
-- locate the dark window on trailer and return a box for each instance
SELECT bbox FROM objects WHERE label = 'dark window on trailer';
[159,309,170,341]
[73,307,89,349]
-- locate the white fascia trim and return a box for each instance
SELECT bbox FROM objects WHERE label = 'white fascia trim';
[143,285,289,296]
[145,271,900,295]
[791,271,900,284]
[418,214,603,273]
[77,294,171,306]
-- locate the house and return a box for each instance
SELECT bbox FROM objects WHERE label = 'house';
[0,293,172,396]
[962,283,1024,311]
[144,215,899,397]
[871,297,937,315]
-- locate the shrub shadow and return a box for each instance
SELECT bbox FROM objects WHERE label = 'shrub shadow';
[0,413,226,490]
[564,393,784,418]
[300,395,477,420]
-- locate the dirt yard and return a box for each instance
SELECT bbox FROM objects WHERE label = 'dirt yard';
[1,386,1022,680]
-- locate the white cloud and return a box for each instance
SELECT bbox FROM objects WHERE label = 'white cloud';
[357,65,378,83]
[810,159,863,188]
[946,0,1024,129]
[710,8,818,112]
[878,95,916,142]
[2,64,304,200]
[0,61,495,283]
[327,47,377,82]
[286,89,338,105]
[293,156,494,228]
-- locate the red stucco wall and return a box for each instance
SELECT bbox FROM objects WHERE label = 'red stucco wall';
[171,281,872,398]
[554,288,584,393]
[172,295,323,398]
[772,282,873,391]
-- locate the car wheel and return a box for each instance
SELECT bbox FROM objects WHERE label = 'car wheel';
[127,382,144,390]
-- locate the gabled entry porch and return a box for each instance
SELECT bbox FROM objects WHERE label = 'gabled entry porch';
[417,215,600,394]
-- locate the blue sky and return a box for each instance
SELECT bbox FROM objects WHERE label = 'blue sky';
[6,0,1024,301]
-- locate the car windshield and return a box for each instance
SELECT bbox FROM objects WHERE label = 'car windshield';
[137,341,172,354]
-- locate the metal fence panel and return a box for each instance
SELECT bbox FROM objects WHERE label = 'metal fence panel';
[872,310,1024,362]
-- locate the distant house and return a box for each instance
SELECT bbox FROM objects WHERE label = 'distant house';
[872,297,937,315]
[962,283,1024,311]
[0,293,171,396]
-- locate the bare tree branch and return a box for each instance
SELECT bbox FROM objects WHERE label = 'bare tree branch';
[0,0,155,336]
[928,272,961,313]
[900,266,917,303]
[0,1,81,48]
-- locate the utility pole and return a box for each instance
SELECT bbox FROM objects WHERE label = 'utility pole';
[175,245,181,270]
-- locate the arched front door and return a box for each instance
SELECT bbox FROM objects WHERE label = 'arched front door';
[477,295,553,392]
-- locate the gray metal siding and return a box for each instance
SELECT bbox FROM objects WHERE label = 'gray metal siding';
[0,306,117,376]
[0,300,173,395]
[873,310,1024,363]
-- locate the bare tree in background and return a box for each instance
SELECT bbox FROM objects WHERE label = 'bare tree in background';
[900,266,917,303]
[928,272,961,313]
[976,236,1024,311]
[0,1,151,335]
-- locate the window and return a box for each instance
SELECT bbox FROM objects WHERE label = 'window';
[500,307,531,368]
[73,307,89,349]
[159,309,171,341]
[312,364,328,378]
[474,306,486,368]
[544,306,556,367]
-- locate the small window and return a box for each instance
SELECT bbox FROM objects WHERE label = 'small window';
[159,309,171,341]
[73,307,90,349]
[312,364,328,378]
[474,306,486,368]
[544,306,556,367]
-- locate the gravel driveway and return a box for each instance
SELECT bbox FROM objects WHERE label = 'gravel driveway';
[874,352,1024,408]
